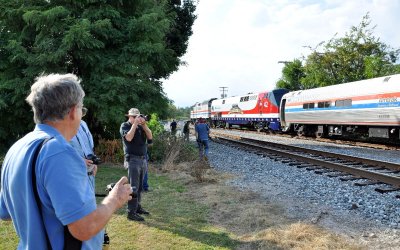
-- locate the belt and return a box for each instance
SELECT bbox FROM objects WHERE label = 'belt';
[127,154,146,159]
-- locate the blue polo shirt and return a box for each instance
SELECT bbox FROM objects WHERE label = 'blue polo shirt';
[0,124,103,249]
[70,120,94,158]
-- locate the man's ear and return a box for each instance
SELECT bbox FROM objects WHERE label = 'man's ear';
[69,105,78,120]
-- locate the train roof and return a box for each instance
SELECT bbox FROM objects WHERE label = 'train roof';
[283,74,400,102]
[192,98,217,106]
[211,88,288,104]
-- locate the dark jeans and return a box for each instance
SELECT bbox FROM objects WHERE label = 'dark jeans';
[143,154,149,190]
[124,155,147,214]
[197,139,209,159]
[143,170,149,191]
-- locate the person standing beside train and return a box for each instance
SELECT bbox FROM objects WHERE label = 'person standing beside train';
[183,120,190,141]
[170,119,177,137]
[195,117,210,160]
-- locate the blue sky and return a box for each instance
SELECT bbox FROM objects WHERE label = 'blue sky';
[162,0,400,107]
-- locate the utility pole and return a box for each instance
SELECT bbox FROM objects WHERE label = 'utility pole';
[219,87,228,98]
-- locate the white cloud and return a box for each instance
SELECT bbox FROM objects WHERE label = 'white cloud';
[162,0,400,107]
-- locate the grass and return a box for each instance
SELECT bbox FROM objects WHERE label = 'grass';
[0,163,238,249]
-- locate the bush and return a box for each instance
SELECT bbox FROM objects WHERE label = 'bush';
[147,113,165,137]
[148,131,170,162]
[157,134,198,170]
[95,139,124,163]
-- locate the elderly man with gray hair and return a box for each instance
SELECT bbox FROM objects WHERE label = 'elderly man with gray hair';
[0,74,132,249]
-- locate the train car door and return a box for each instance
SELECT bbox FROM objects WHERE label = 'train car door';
[280,98,286,126]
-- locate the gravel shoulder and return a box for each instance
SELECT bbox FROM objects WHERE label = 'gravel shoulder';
[200,132,400,249]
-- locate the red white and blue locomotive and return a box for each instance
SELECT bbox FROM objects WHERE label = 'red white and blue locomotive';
[209,89,288,131]
[191,74,400,141]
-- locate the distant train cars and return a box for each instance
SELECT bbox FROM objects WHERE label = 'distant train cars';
[280,74,400,140]
[190,98,217,120]
[192,74,400,141]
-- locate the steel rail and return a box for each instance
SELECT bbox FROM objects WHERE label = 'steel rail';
[240,137,400,171]
[216,136,400,188]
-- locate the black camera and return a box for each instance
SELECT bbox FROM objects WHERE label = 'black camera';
[106,183,137,198]
[87,154,102,165]
[139,114,151,121]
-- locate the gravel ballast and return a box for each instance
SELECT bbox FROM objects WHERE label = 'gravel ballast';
[205,131,400,248]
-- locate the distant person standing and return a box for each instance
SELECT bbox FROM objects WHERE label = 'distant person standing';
[195,118,210,160]
[183,120,190,141]
[170,120,177,136]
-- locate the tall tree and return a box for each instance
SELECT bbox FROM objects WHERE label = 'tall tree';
[0,0,197,150]
[302,13,400,88]
[276,14,400,90]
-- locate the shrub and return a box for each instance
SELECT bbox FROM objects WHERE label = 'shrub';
[95,139,124,163]
[147,113,165,137]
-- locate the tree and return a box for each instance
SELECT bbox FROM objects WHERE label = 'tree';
[276,59,305,90]
[0,0,197,150]
[276,13,400,90]
[163,103,191,120]
[302,13,400,88]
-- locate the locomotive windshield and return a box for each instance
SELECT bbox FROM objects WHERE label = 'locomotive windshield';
[270,89,289,106]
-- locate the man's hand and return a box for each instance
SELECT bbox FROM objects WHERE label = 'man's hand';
[134,116,146,126]
[107,176,133,208]
[84,158,93,166]
[68,176,133,241]
[84,159,98,176]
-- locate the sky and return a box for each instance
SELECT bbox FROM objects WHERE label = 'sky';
[162,0,400,108]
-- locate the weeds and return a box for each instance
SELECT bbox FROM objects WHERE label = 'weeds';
[190,158,211,182]
[161,135,198,170]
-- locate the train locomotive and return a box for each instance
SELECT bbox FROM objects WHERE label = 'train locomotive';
[210,89,288,130]
[191,73,400,141]
[190,98,217,120]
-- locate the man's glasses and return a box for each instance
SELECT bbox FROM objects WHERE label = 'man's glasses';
[82,107,88,117]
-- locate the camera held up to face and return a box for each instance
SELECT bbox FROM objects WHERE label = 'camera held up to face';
[139,114,151,121]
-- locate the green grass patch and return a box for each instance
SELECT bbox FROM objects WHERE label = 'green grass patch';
[1,164,239,249]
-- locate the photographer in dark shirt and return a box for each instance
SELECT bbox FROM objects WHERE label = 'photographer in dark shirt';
[120,108,153,221]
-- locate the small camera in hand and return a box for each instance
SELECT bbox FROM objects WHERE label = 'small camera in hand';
[106,183,137,198]
[87,154,102,165]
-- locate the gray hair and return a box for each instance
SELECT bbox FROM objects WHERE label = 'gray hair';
[26,73,85,124]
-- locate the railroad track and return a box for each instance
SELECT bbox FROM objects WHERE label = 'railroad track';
[212,127,400,151]
[212,134,400,198]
